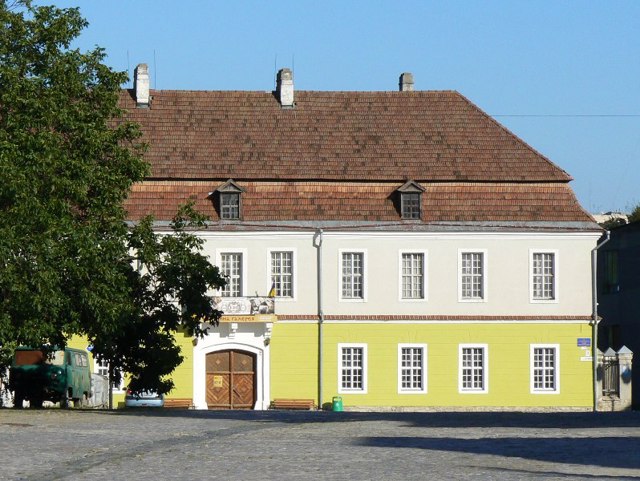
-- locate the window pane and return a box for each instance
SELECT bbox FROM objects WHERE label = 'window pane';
[220,253,242,297]
[341,347,364,390]
[402,253,424,299]
[342,253,364,299]
[461,347,485,391]
[400,347,424,390]
[533,347,556,391]
[533,253,555,299]
[401,193,421,219]
[271,251,293,297]
[604,251,618,294]
[461,253,484,299]
[220,193,240,219]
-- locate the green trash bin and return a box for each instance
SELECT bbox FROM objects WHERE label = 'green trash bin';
[332,396,343,412]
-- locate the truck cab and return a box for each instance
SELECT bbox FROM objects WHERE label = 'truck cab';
[10,347,92,408]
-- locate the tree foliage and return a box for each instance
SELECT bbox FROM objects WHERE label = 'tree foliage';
[628,204,640,224]
[0,1,223,396]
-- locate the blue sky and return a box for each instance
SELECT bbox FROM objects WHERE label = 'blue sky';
[47,0,640,213]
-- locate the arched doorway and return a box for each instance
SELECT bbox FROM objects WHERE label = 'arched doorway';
[205,350,256,409]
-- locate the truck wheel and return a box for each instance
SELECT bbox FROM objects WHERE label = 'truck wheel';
[13,391,24,409]
[31,396,44,409]
[60,394,70,409]
[75,393,88,408]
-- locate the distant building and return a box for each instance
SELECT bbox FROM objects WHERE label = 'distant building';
[597,221,640,406]
[117,65,601,410]
[592,212,629,226]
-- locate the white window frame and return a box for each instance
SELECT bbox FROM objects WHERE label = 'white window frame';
[529,249,559,303]
[338,343,368,394]
[530,344,560,394]
[266,248,297,301]
[93,358,125,392]
[397,344,427,394]
[458,344,488,394]
[216,248,248,297]
[458,249,488,302]
[339,249,368,302]
[398,250,428,302]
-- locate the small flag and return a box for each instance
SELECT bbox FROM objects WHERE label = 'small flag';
[268,281,277,297]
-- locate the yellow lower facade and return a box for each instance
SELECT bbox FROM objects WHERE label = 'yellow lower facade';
[69,321,594,410]
[268,322,594,409]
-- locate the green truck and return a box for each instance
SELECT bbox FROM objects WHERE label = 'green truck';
[9,347,92,408]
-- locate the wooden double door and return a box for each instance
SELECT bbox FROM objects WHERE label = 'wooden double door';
[206,350,256,409]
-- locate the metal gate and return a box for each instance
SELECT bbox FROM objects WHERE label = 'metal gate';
[602,357,620,396]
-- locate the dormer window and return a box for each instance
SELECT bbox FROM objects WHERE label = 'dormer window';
[221,192,240,219]
[214,179,244,220]
[397,181,425,220]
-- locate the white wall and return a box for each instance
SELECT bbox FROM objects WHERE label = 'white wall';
[198,230,600,317]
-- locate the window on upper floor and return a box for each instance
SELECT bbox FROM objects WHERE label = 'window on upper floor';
[270,250,294,298]
[213,179,244,220]
[396,180,425,220]
[603,250,619,294]
[459,344,487,393]
[340,251,366,300]
[530,250,558,302]
[531,345,559,393]
[459,251,486,301]
[401,252,426,300]
[220,252,243,297]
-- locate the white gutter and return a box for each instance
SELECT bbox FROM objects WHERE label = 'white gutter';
[314,229,324,409]
[591,231,610,412]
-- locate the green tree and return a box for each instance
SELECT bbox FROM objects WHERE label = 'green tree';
[0,1,223,398]
[628,204,640,224]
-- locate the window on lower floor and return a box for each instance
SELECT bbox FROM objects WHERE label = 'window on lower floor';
[531,345,559,393]
[459,345,487,393]
[94,359,125,392]
[398,345,426,393]
[339,344,367,393]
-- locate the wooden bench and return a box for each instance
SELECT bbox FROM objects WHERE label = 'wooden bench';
[271,399,316,410]
[163,398,194,409]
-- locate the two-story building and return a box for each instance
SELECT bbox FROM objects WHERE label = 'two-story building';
[121,65,601,410]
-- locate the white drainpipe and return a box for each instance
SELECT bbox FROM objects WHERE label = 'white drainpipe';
[314,229,324,409]
[592,231,610,412]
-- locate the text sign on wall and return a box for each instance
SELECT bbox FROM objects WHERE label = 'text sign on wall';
[212,296,275,315]
[577,338,591,347]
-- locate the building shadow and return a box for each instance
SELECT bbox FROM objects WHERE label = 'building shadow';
[358,435,640,471]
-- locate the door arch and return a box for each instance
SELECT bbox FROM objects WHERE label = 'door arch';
[206,349,256,409]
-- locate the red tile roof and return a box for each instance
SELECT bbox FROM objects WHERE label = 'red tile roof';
[119,89,571,182]
[119,88,596,226]
[124,180,593,223]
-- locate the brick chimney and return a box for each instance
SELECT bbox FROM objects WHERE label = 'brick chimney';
[276,68,294,108]
[399,72,414,92]
[134,63,150,107]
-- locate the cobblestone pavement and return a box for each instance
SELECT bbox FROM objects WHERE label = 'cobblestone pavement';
[1,409,640,480]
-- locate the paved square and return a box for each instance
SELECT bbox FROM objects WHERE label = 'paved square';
[1,409,639,480]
